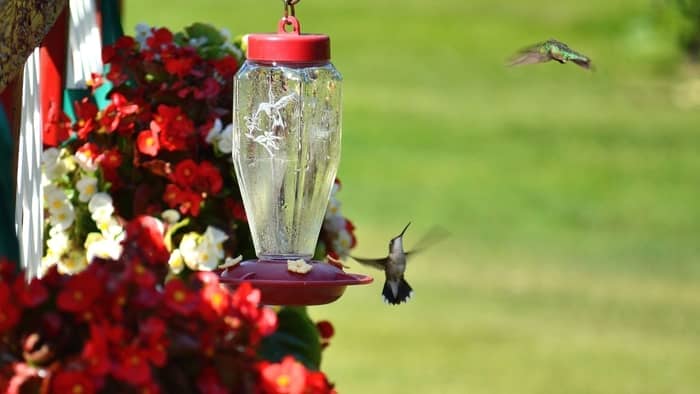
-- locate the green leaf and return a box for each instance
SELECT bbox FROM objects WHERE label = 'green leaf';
[259,306,322,370]
[184,23,225,46]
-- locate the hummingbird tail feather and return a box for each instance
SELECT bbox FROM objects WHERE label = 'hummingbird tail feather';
[382,278,413,305]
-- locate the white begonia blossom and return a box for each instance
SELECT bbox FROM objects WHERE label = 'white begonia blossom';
[46,230,71,256]
[326,196,341,216]
[134,23,153,49]
[332,229,353,258]
[45,186,69,213]
[76,175,98,202]
[216,124,233,154]
[168,249,185,274]
[58,250,89,275]
[203,226,228,246]
[161,209,181,224]
[41,148,66,180]
[179,232,202,270]
[49,204,76,231]
[98,218,125,241]
[85,233,123,262]
[195,242,221,271]
[74,149,99,172]
[206,118,223,143]
[88,193,115,224]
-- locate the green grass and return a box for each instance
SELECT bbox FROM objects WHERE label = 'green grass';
[128,1,700,392]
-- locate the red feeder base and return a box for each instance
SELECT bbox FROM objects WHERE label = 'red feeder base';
[219,259,372,306]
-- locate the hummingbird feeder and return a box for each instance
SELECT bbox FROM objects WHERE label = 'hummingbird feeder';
[220,0,372,305]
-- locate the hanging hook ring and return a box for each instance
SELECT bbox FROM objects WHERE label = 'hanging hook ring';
[283,0,301,17]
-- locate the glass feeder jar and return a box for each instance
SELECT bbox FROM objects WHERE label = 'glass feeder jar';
[232,16,342,261]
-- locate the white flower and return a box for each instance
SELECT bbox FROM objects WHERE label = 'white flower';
[88,193,114,224]
[195,242,221,271]
[161,209,181,224]
[188,36,208,47]
[168,249,185,274]
[40,252,60,276]
[216,124,233,154]
[49,204,76,231]
[323,215,345,233]
[76,175,98,202]
[332,229,353,259]
[219,255,242,269]
[98,218,125,241]
[206,118,223,143]
[41,148,66,180]
[85,233,123,262]
[287,259,313,274]
[179,232,202,270]
[203,226,228,245]
[46,230,70,256]
[45,186,69,214]
[74,149,98,172]
[58,250,88,275]
[326,196,341,217]
[134,23,153,48]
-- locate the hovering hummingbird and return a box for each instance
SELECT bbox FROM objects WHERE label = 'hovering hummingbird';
[350,222,416,305]
[508,39,593,70]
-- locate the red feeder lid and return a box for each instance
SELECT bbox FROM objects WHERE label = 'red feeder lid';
[247,16,330,63]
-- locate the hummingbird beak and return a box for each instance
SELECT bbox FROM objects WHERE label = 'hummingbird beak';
[399,222,411,238]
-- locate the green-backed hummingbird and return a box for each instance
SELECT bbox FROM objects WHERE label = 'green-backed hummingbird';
[508,39,593,70]
[351,222,414,305]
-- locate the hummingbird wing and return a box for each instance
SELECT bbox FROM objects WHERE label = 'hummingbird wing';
[507,43,551,67]
[405,226,450,259]
[350,256,388,271]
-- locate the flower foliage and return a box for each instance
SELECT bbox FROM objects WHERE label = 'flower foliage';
[1,23,351,393]
[0,226,334,393]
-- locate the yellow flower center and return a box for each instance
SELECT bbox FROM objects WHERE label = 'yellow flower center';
[174,290,186,302]
[72,384,84,394]
[277,375,290,388]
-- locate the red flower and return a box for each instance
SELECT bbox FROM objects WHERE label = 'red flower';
[173,159,198,187]
[146,28,173,49]
[82,323,110,377]
[56,271,102,313]
[101,93,138,133]
[193,161,223,194]
[151,105,194,152]
[164,56,195,77]
[137,129,160,156]
[212,56,239,77]
[231,282,261,321]
[316,321,334,340]
[163,183,184,208]
[196,367,228,394]
[201,283,230,319]
[13,277,48,308]
[74,98,98,140]
[255,307,278,339]
[52,370,96,394]
[43,101,72,147]
[225,198,247,222]
[124,216,169,265]
[87,72,104,89]
[259,356,307,394]
[194,77,222,100]
[76,142,101,168]
[0,281,20,332]
[98,148,123,169]
[112,345,152,387]
[164,279,198,316]
[177,189,203,217]
[305,371,336,394]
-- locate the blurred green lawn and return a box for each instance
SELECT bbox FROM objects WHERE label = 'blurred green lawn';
[128,1,700,392]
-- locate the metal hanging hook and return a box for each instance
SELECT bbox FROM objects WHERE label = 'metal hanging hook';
[283,0,301,17]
